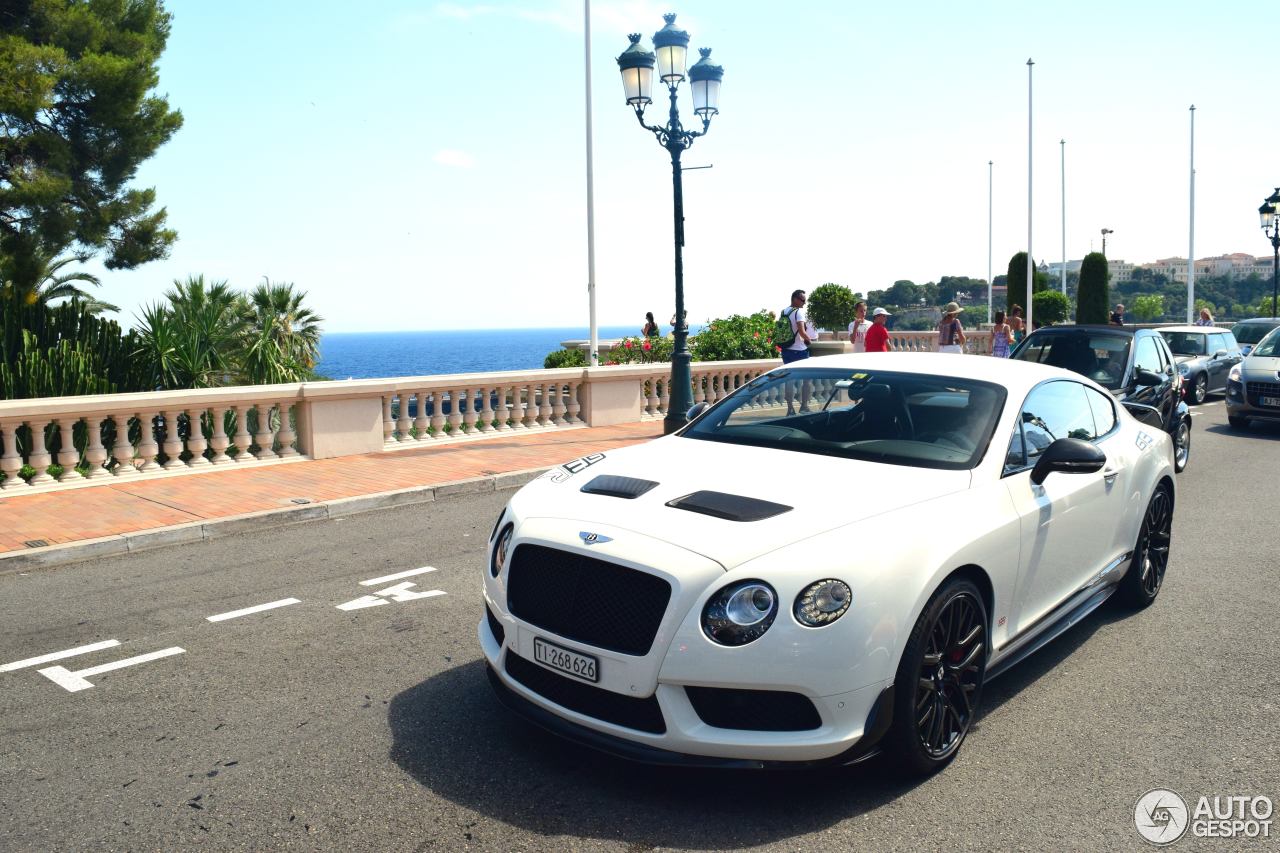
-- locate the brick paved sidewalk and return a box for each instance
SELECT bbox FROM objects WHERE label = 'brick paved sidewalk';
[0,422,662,555]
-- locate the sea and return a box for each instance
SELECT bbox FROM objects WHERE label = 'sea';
[314,326,703,380]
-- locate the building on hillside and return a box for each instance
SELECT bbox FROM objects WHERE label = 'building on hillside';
[1141,253,1272,283]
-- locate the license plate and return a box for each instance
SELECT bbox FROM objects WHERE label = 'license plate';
[533,637,598,683]
[1263,397,1280,408]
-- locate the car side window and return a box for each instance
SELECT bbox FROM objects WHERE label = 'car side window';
[1133,336,1161,374]
[1210,333,1229,354]
[1085,387,1117,438]
[1004,381,1094,474]
[1223,332,1239,352]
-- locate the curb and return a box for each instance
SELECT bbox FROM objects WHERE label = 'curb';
[0,466,550,576]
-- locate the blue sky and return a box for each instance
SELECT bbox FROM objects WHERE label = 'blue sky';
[92,1,1276,331]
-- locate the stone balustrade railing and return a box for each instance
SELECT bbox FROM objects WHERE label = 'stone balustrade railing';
[0,335,998,495]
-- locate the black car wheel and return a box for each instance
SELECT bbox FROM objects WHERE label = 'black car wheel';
[887,578,987,776]
[1190,373,1207,405]
[1228,415,1250,430]
[1118,484,1172,609]
[1172,418,1190,473]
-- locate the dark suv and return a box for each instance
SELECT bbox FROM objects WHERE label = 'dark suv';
[1009,325,1191,472]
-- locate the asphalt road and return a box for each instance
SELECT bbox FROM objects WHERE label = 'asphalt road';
[1,398,1277,851]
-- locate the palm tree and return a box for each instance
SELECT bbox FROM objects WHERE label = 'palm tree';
[239,279,324,383]
[0,250,119,314]
[134,276,243,389]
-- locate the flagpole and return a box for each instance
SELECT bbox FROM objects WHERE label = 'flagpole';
[1060,139,1066,295]
[988,160,993,324]
[1026,58,1034,331]
[1187,104,1196,323]
[584,0,599,365]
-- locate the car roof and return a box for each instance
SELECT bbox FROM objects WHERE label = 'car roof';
[1156,325,1218,333]
[1027,324,1140,337]
[790,351,1099,398]
[1233,317,1280,325]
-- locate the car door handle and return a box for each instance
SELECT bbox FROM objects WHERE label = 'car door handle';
[1102,466,1123,483]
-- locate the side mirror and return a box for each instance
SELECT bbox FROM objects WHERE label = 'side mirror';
[685,401,711,423]
[1133,369,1163,388]
[1030,437,1106,485]
[1213,349,1228,359]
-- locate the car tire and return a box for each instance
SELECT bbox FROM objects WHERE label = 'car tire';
[1228,415,1250,430]
[1190,373,1207,405]
[1117,483,1172,610]
[1172,418,1190,473]
[886,577,987,777]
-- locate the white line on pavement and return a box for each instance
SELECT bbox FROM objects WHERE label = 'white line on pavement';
[37,647,185,693]
[0,639,121,673]
[359,566,437,587]
[206,598,302,622]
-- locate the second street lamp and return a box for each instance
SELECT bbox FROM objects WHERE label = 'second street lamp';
[617,14,724,434]
[1260,189,1280,319]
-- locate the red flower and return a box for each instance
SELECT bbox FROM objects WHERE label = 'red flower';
[624,339,633,348]
[606,360,619,365]
[775,345,782,352]
[642,340,652,351]
[753,332,759,338]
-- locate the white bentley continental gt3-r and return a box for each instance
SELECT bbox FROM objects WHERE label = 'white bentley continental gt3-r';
[479,353,1176,775]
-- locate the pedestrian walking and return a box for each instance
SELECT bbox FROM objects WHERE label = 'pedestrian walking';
[1009,305,1026,344]
[937,302,966,353]
[1110,303,1126,325]
[991,310,1012,358]
[847,301,870,353]
[642,312,659,337]
[776,289,812,364]
[1194,307,1215,327]
[864,308,893,352]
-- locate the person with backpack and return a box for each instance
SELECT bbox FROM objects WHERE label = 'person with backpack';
[776,289,812,364]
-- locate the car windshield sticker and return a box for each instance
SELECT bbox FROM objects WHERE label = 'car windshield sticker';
[550,453,606,483]
[1135,431,1154,451]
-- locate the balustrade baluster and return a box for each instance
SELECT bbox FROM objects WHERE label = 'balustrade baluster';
[382,396,395,445]
[429,391,446,438]
[477,387,493,432]
[161,410,186,470]
[566,381,582,424]
[83,415,111,479]
[396,393,412,441]
[644,377,659,417]
[550,383,565,426]
[276,401,298,457]
[254,403,278,460]
[414,390,430,440]
[209,408,232,464]
[522,384,540,429]
[538,383,553,427]
[24,421,54,484]
[136,412,161,472]
[447,388,464,436]
[233,405,254,463]
[494,386,511,431]
[657,377,669,416]
[110,413,139,477]
[186,409,212,466]
[460,388,477,433]
[55,417,80,481]
[0,421,26,489]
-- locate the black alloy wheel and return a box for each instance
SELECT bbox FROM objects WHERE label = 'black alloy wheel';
[887,578,987,776]
[1172,418,1191,473]
[1118,484,1173,609]
[1191,373,1208,405]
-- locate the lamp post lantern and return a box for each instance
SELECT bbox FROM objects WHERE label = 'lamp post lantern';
[617,14,723,434]
[1261,188,1280,319]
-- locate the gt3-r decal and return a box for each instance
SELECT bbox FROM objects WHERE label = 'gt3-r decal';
[549,453,606,483]
[1135,431,1154,451]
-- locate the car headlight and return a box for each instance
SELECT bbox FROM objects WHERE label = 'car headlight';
[702,580,777,646]
[491,523,513,577]
[1177,363,1190,376]
[1229,364,1242,383]
[794,579,852,626]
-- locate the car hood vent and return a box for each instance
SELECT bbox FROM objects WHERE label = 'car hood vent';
[580,474,659,499]
[665,491,793,522]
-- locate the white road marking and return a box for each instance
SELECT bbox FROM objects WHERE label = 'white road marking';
[336,581,446,611]
[206,598,301,622]
[359,566,437,587]
[37,647,185,693]
[0,639,121,673]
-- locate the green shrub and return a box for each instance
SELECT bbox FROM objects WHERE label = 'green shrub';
[606,336,673,365]
[806,283,858,331]
[1032,290,1072,325]
[1077,252,1110,324]
[543,347,587,369]
[1130,294,1166,322]
[690,312,779,361]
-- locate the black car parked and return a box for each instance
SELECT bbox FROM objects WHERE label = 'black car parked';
[1009,325,1191,472]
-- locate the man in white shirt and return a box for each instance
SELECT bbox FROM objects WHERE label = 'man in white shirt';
[847,300,869,353]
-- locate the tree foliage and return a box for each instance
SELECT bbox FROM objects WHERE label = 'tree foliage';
[0,0,183,294]
[1130,294,1166,322]
[1032,290,1072,325]
[805,282,858,330]
[1076,252,1110,324]
[1006,253,1051,301]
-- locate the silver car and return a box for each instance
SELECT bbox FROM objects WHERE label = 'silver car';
[1226,326,1280,429]
[1157,325,1243,405]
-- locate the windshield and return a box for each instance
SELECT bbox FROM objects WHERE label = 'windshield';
[1252,328,1280,358]
[1232,322,1279,345]
[1010,332,1131,390]
[681,368,1006,470]
[1159,331,1207,356]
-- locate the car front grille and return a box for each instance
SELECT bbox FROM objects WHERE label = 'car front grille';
[485,603,505,647]
[685,686,823,732]
[506,544,671,656]
[1246,382,1280,408]
[504,651,666,734]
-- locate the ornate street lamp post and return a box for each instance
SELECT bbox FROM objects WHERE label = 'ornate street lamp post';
[617,14,723,434]
[1259,189,1280,319]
